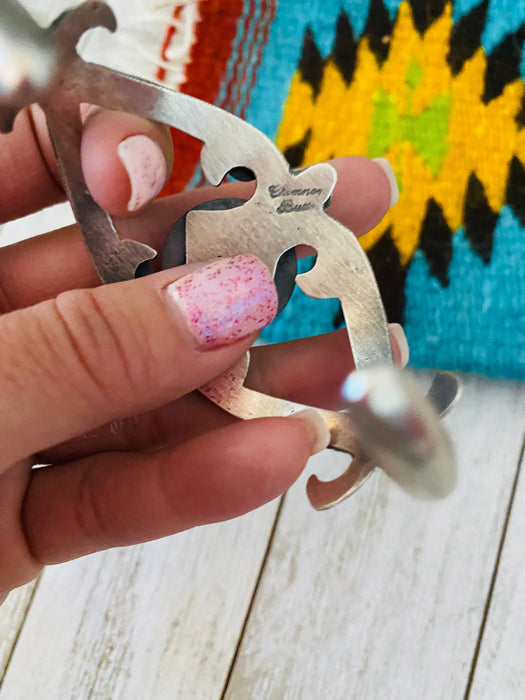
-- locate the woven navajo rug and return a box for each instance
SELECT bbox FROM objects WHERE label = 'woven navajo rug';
[26,0,525,380]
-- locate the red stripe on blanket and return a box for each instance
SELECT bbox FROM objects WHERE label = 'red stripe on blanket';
[240,0,276,119]
[220,0,257,112]
[158,0,244,195]
[155,4,184,84]
[218,0,276,120]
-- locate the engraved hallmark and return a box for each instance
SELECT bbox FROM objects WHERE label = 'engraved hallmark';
[268,184,325,215]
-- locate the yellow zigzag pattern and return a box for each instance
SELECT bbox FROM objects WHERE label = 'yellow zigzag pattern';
[276,1,525,264]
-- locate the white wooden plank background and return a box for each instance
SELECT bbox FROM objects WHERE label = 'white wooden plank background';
[0,203,74,247]
[468,439,525,700]
[0,376,523,699]
[0,582,37,679]
[223,377,525,700]
[0,503,279,699]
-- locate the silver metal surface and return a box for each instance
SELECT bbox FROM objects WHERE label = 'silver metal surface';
[200,357,459,508]
[162,198,298,314]
[0,0,462,508]
[0,0,58,133]
[341,368,457,499]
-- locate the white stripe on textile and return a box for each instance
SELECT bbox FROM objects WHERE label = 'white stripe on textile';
[18,0,197,85]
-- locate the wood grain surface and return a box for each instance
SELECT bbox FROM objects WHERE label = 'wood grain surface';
[0,504,278,699]
[468,439,525,700]
[0,582,38,679]
[223,377,525,700]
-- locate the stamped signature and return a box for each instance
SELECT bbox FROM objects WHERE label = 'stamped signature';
[268,184,324,215]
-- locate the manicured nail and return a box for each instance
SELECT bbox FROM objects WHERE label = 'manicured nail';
[166,255,278,349]
[81,104,101,124]
[118,134,167,212]
[389,323,409,367]
[373,157,399,207]
[288,409,331,455]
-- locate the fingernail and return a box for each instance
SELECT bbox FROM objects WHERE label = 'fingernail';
[288,409,331,455]
[166,255,278,349]
[81,104,101,124]
[373,157,399,208]
[389,323,409,367]
[118,134,167,212]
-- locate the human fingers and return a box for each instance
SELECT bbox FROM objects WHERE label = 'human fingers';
[38,324,408,464]
[0,460,42,598]
[0,107,62,224]
[328,155,397,237]
[247,323,409,409]
[0,156,396,312]
[36,392,231,464]
[23,415,329,565]
[0,255,280,466]
[0,105,173,224]
[80,106,174,217]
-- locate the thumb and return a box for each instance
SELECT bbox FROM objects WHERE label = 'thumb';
[0,254,277,465]
[0,105,173,224]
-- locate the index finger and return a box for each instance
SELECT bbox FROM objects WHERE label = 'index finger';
[0,156,397,313]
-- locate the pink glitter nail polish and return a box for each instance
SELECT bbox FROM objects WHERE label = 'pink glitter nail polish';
[166,255,278,349]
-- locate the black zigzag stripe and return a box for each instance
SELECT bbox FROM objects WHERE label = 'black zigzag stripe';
[463,172,498,264]
[483,25,525,103]
[283,129,311,168]
[333,228,408,327]
[516,93,525,128]
[332,304,344,331]
[407,0,447,35]
[447,0,488,75]
[298,28,324,99]
[419,199,453,286]
[333,12,357,84]
[506,156,525,228]
[363,0,394,66]
[366,229,408,323]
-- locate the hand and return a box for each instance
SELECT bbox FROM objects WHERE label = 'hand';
[0,105,405,601]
